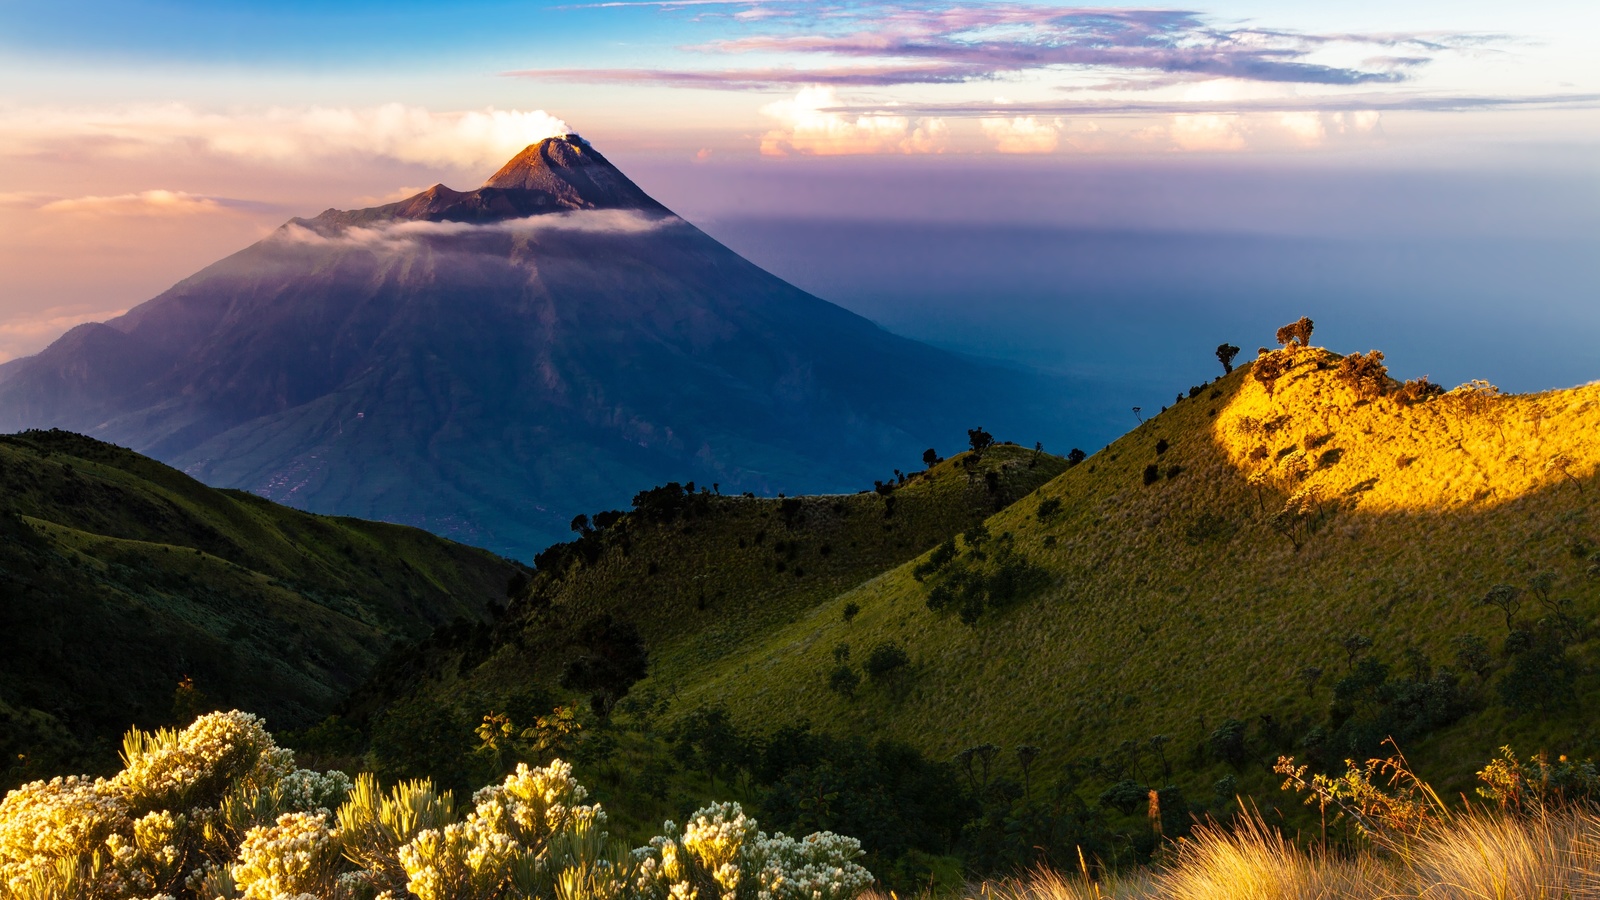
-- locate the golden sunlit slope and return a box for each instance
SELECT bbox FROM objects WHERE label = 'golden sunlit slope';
[674,345,1600,789]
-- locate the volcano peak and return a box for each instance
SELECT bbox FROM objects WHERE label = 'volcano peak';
[481,134,663,211]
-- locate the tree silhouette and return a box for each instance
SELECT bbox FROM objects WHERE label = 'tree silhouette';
[967,427,995,455]
[1481,584,1522,632]
[1216,343,1241,374]
[922,448,941,468]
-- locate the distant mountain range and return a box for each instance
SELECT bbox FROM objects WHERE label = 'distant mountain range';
[0,135,1076,557]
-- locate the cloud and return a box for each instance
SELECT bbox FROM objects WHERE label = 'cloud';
[759,86,948,156]
[0,104,572,172]
[506,63,989,89]
[1168,114,1248,152]
[274,209,681,249]
[0,306,130,364]
[37,189,247,217]
[817,91,1600,119]
[510,3,1469,89]
[981,116,1061,153]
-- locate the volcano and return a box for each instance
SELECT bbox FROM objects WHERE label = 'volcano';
[0,135,1074,557]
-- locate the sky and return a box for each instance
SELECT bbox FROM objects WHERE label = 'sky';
[2,0,1597,439]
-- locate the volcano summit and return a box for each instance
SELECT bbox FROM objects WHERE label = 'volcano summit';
[0,135,1073,556]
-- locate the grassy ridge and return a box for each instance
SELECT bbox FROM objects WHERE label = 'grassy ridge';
[673,348,1599,794]
[351,445,1067,762]
[0,430,523,784]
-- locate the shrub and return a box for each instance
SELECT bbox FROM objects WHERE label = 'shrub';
[1036,497,1062,521]
[1252,351,1291,393]
[864,643,911,681]
[967,427,995,455]
[1335,350,1389,400]
[840,602,860,622]
[1396,376,1444,405]
[1275,316,1314,348]
[828,666,861,699]
[1142,465,1160,486]
[1207,719,1249,767]
[1066,448,1086,466]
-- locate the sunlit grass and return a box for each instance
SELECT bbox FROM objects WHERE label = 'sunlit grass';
[967,808,1600,900]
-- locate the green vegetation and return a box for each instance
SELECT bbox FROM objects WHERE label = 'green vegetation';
[0,430,521,786]
[9,323,1600,894]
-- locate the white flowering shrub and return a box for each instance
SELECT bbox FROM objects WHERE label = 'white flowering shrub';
[0,712,873,900]
[635,803,870,900]
[747,832,872,900]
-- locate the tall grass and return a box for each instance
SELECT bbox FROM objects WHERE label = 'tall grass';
[973,809,1600,900]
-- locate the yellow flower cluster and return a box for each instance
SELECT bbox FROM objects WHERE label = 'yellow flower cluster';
[0,775,130,894]
[232,812,338,900]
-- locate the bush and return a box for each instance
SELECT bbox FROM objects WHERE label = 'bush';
[864,643,911,681]
[829,666,861,698]
[1142,465,1160,486]
[1275,316,1314,348]
[1335,350,1389,400]
[967,428,995,455]
[1207,718,1249,767]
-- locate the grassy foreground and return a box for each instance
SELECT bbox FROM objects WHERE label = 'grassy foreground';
[971,809,1600,900]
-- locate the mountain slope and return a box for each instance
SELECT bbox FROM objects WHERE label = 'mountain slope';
[680,345,1600,789]
[0,135,1076,557]
[345,444,1069,773]
[0,429,522,784]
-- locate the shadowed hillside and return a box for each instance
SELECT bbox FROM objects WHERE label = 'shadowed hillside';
[0,430,523,786]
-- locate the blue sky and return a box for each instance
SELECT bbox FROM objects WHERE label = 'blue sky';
[1,0,1596,429]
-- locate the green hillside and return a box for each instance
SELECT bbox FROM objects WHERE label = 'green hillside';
[350,443,1067,771]
[0,429,524,785]
[682,345,1599,795]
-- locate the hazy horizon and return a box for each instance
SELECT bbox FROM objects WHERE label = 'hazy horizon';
[3,0,1596,452]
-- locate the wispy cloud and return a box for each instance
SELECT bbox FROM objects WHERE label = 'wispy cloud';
[37,189,262,217]
[822,91,1600,118]
[0,306,130,364]
[275,209,681,249]
[510,3,1470,89]
[0,104,571,171]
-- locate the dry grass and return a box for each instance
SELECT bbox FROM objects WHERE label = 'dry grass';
[968,810,1600,900]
